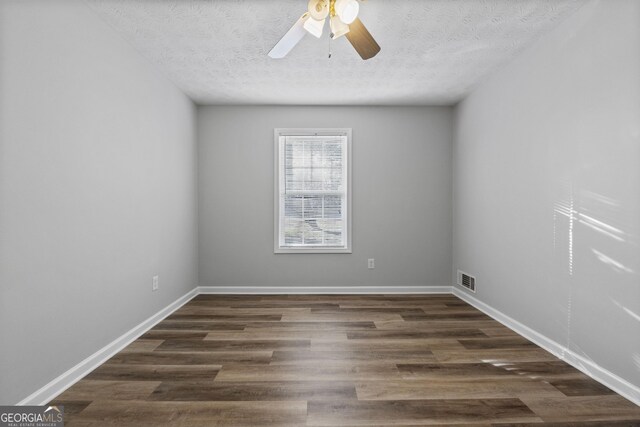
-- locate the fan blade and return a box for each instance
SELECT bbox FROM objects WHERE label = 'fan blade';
[268,13,310,59]
[345,18,381,60]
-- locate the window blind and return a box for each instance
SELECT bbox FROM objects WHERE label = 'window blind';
[277,134,349,250]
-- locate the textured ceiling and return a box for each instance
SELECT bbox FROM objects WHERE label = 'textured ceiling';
[85,0,585,105]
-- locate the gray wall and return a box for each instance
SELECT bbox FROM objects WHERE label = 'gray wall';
[0,0,198,404]
[198,106,453,287]
[453,0,640,387]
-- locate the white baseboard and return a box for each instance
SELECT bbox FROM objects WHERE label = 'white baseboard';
[197,285,453,294]
[452,286,640,407]
[17,288,198,406]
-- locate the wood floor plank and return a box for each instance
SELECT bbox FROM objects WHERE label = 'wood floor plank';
[165,313,283,321]
[479,326,521,337]
[346,329,488,340]
[140,330,209,340]
[483,360,584,379]
[107,351,272,365]
[154,320,246,331]
[444,301,474,307]
[55,380,160,401]
[418,306,484,314]
[282,294,456,303]
[214,364,402,381]
[271,350,437,364]
[310,307,427,315]
[402,312,493,321]
[243,321,376,331]
[120,339,164,352]
[155,339,309,352]
[174,307,310,316]
[287,293,452,298]
[337,303,451,310]
[396,362,520,379]
[432,347,560,363]
[149,381,357,401]
[458,336,537,349]
[355,378,565,400]
[547,377,616,396]
[520,395,640,422]
[71,400,308,426]
[204,330,349,341]
[307,399,541,425]
[86,364,221,381]
[281,312,404,322]
[311,339,464,352]
[374,319,502,330]
[498,422,640,427]
[228,302,342,309]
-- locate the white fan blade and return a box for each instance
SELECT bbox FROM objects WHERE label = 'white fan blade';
[268,13,310,59]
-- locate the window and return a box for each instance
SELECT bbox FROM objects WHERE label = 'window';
[274,128,352,253]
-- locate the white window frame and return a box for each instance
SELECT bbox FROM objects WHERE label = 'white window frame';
[274,128,352,254]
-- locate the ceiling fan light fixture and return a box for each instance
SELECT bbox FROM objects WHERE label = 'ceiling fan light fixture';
[335,0,359,25]
[268,0,379,60]
[307,0,330,21]
[303,16,325,38]
[330,15,350,39]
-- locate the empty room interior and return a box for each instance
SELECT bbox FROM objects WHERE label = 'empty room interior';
[1,0,639,425]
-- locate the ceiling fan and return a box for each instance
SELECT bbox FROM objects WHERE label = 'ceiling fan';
[268,0,381,60]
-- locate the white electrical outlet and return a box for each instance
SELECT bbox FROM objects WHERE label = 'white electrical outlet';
[368,258,375,269]
[152,275,159,291]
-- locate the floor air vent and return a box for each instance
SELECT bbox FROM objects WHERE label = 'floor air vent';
[457,270,476,292]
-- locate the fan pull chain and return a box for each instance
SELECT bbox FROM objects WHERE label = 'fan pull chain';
[328,33,332,59]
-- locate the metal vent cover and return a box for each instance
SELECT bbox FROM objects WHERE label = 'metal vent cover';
[457,270,476,293]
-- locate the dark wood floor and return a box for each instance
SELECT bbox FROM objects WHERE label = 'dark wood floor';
[50,294,640,426]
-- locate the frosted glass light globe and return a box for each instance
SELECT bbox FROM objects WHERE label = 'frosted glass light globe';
[335,0,359,25]
[308,0,329,21]
[303,16,325,38]
[330,15,350,39]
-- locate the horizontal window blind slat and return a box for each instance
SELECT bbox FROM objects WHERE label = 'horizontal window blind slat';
[281,191,344,196]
